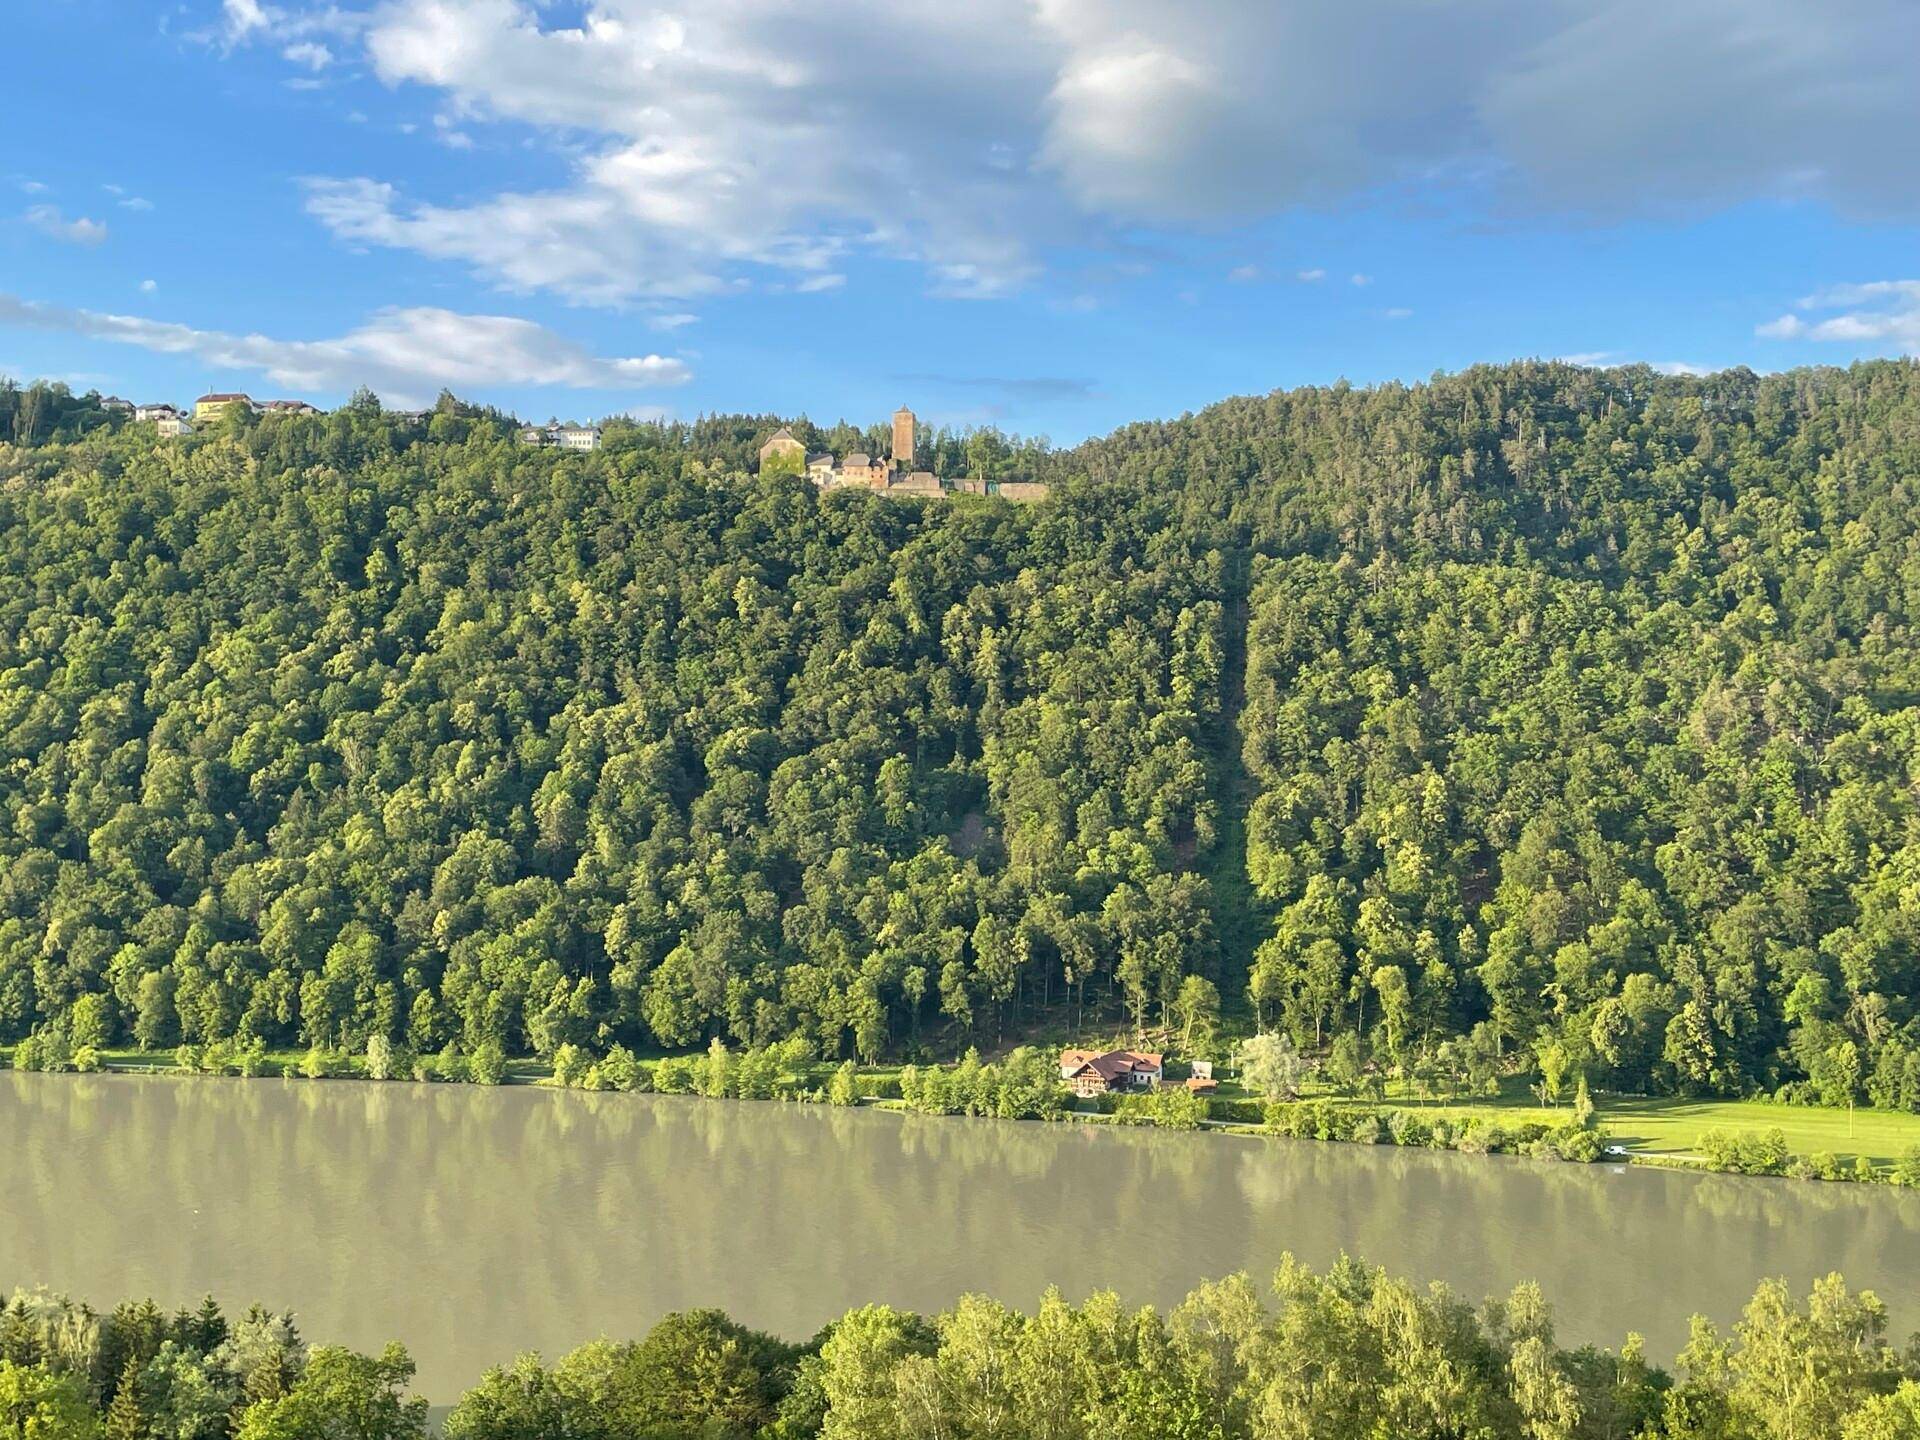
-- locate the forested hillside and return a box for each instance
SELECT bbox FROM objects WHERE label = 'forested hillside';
[6,360,1920,1110]
[0,401,1222,1070]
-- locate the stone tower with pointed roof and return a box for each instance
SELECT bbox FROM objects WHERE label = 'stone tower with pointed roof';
[892,405,915,468]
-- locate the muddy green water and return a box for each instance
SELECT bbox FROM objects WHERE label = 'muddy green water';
[3,1072,1917,1400]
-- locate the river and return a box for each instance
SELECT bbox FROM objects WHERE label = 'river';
[3,1072,1917,1401]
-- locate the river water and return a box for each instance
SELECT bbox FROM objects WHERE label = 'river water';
[3,1072,1917,1400]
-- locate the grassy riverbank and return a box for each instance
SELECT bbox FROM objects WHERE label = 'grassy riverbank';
[15,1043,1920,1178]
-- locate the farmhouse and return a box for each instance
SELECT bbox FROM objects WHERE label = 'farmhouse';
[1059,1048,1164,1098]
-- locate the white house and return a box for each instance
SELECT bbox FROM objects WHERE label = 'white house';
[552,424,602,451]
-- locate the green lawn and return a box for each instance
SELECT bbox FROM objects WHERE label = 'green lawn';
[1324,1080,1920,1167]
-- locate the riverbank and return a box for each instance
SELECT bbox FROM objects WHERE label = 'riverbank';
[12,1041,1920,1187]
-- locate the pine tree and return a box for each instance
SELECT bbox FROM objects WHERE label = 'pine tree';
[105,1356,144,1440]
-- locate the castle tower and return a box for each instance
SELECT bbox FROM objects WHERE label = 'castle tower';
[892,405,915,467]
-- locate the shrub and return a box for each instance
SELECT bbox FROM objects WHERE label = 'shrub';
[1386,1109,1431,1147]
[365,1034,396,1082]
[298,1046,339,1080]
[233,1037,270,1077]
[597,1045,643,1093]
[469,1042,507,1086]
[856,1072,902,1102]
[15,1031,58,1072]
[731,1046,781,1100]
[1699,1128,1789,1176]
[1112,1087,1209,1131]
[550,1042,591,1089]
[654,1056,695,1094]
[827,1061,859,1107]
[698,1039,732,1098]
[1347,1114,1384,1145]
[1552,1126,1607,1163]
[71,1045,102,1073]
[1206,1097,1263,1126]
[1890,1147,1920,1189]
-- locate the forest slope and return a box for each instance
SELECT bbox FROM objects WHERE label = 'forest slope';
[5,360,1920,1109]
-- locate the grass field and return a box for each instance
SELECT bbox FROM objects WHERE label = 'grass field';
[1318,1080,1920,1167]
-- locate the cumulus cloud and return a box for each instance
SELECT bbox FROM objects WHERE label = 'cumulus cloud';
[25,207,107,245]
[0,294,690,407]
[270,0,1919,305]
[283,40,333,69]
[1296,268,1326,282]
[1758,281,1920,351]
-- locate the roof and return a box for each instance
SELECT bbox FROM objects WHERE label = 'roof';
[844,452,870,466]
[196,392,251,403]
[1060,1048,1163,1081]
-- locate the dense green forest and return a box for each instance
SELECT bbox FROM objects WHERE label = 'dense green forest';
[6,360,1920,1111]
[1,1261,1915,1439]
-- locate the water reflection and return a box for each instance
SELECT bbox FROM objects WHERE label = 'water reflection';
[2,1073,1916,1400]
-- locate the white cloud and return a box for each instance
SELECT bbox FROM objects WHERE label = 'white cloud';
[1650,360,1710,376]
[283,40,332,69]
[1379,307,1413,320]
[1227,264,1263,283]
[1350,273,1372,287]
[224,0,269,39]
[1295,268,1326,282]
[1758,280,1920,351]
[25,207,107,245]
[140,280,159,294]
[794,273,845,293]
[647,313,699,331]
[266,0,1920,306]
[0,294,691,408]
[120,197,154,212]
[18,180,48,195]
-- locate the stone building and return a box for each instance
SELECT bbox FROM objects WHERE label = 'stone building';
[758,427,805,470]
[761,405,1049,504]
[892,405,915,467]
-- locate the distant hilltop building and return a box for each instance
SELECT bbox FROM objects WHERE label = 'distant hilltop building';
[519,421,603,451]
[759,404,1048,503]
[194,392,253,423]
[186,393,320,424]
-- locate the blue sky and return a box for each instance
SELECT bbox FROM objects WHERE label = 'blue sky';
[3,0,1918,444]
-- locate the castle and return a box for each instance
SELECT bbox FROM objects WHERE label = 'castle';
[758,405,1047,503]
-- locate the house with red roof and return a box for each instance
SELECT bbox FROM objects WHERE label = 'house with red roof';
[1059,1048,1164,1099]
